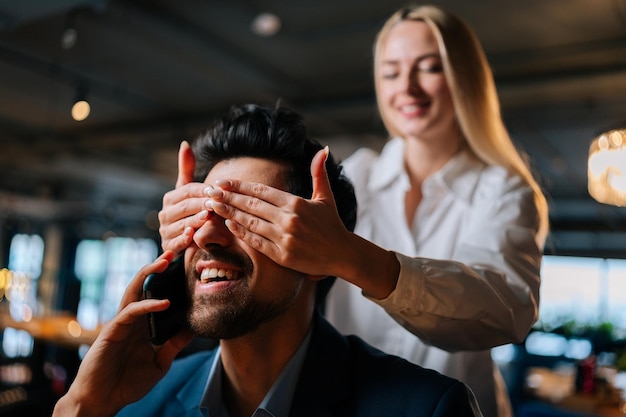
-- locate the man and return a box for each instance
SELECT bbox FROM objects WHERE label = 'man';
[53,104,482,417]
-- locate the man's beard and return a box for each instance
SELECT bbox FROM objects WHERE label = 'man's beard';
[187,281,297,340]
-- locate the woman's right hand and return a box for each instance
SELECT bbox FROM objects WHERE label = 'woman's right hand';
[158,141,207,254]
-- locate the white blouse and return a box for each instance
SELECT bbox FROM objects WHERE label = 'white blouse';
[326,137,543,417]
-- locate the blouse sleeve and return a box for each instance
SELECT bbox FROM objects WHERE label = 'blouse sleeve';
[368,176,544,352]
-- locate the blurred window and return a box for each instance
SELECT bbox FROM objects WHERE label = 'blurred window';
[2,234,44,358]
[494,255,626,362]
[539,256,626,331]
[74,237,158,328]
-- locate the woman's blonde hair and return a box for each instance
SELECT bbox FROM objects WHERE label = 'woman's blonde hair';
[373,4,549,246]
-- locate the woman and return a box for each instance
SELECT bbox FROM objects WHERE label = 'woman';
[157,5,549,417]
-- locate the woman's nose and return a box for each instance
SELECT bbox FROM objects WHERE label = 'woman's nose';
[192,214,232,249]
[398,68,422,95]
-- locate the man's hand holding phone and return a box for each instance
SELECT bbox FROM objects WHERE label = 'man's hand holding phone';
[52,252,194,417]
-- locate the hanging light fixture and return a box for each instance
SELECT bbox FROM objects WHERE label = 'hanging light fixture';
[61,12,77,50]
[250,12,281,37]
[588,127,626,206]
[71,84,90,122]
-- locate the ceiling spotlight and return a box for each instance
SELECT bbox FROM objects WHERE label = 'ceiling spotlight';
[61,12,77,50]
[251,12,281,37]
[61,27,77,50]
[588,127,626,206]
[71,85,90,122]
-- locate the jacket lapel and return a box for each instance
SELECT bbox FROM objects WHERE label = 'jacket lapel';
[289,314,352,417]
[175,351,217,417]
[168,316,353,417]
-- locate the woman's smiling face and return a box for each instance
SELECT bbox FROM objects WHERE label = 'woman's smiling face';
[376,20,456,143]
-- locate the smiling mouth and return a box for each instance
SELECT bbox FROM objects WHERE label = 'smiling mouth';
[399,102,428,112]
[199,268,239,283]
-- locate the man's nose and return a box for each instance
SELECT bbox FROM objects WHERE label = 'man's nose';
[192,214,232,249]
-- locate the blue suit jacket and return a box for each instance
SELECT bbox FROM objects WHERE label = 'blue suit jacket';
[117,314,482,417]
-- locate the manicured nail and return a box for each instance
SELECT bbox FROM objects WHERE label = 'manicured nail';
[225,220,238,231]
[211,201,226,212]
[215,179,231,188]
[207,188,224,199]
[203,186,213,195]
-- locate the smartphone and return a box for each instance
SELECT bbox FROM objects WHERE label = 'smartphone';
[143,256,190,345]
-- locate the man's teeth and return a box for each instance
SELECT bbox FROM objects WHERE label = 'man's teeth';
[200,268,236,283]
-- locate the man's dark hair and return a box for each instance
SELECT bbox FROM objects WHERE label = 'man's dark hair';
[191,103,357,310]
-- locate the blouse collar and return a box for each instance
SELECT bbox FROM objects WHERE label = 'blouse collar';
[369,137,486,204]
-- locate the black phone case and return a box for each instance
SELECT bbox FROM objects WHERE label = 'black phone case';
[143,257,189,345]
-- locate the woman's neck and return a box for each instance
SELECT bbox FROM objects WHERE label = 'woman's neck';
[401,131,463,226]
[402,134,461,187]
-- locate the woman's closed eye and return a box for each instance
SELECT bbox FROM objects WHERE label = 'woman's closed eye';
[417,64,443,74]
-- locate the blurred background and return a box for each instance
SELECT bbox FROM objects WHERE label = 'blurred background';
[0,0,625,415]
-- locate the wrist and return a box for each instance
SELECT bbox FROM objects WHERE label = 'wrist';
[53,392,118,417]
[340,234,400,300]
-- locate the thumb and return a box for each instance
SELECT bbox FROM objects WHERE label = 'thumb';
[310,146,334,203]
[175,141,196,188]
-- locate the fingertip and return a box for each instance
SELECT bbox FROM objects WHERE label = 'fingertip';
[225,219,239,232]
[148,255,173,275]
[156,251,175,264]
[162,250,177,260]
[210,201,226,214]
[311,147,329,178]
[214,179,231,189]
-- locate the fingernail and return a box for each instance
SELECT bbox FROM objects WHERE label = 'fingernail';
[211,201,227,213]
[198,210,209,219]
[207,188,224,199]
[215,179,231,188]
[323,146,329,162]
[225,220,238,231]
[203,186,213,195]
[204,200,214,209]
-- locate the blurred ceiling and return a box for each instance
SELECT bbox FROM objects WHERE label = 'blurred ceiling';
[0,0,625,257]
